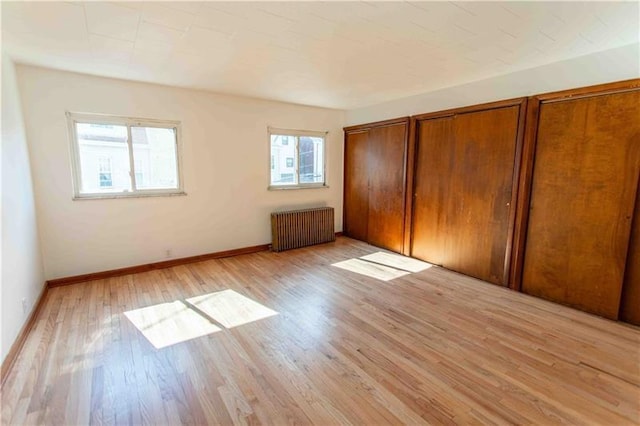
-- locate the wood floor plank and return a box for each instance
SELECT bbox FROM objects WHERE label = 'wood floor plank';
[2,237,639,425]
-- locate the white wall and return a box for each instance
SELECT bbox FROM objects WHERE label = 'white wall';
[346,43,640,125]
[14,43,639,282]
[1,55,45,362]
[17,65,345,280]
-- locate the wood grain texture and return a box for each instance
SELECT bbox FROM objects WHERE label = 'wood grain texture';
[403,118,418,256]
[533,78,640,102]
[620,184,640,325]
[344,120,408,253]
[511,80,640,294]
[411,97,527,122]
[2,237,639,425]
[411,115,454,265]
[343,130,369,242]
[522,90,640,319]
[411,105,521,286]
[366,122,407,253]
[510,97,542,292]
[343,116,410,133]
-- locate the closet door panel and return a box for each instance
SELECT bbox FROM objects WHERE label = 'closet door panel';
[367,123,406,253]
[411,117,454,267]
[411,106,520,285]
[522,91,640,319]
[344,131,369,242]
[620,190,640,324]
[450,106,519,284]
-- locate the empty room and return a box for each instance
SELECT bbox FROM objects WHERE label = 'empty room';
[1,1,639,424]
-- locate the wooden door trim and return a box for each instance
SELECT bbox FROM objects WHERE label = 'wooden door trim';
[342,129,353,238]
[534,78,640,103]
[411,97,527,122]
[399,117,411,255]
[619,172,640,324]
[510,80,640,293]
[509,97,541,291]
[403,118,417,255]
[344,116,410,133]
[503,97,528,289]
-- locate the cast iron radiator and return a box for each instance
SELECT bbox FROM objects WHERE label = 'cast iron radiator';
[270,207,335,252]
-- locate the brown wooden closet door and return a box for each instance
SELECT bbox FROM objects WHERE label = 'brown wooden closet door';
[367,123,406,253]
[411,106,520,285]
[522,91,640,319]
[344,131,369,242]
[620,189,640,325]
[411,116,454,267]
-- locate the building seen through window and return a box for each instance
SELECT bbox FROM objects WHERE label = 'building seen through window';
[270,132,325,187]
[69,115,181,198]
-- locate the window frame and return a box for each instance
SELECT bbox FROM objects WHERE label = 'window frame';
[67,112,185,200]
[268,127,328,190]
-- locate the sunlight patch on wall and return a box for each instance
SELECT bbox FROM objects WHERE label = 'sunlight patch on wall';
[360,252,432,273]
[124,300,222,349]
[187,289,278,328]
[332,258,410,281]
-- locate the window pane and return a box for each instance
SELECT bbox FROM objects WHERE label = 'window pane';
[299,136,324,184]
[270,134,297,185]
[76,123,131,194]
[132,127,178,190]
[98,157,113,187]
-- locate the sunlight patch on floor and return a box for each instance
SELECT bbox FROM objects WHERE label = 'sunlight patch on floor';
[125,290,279,349]
[187,289,278,328]
[360,251,432,273]
[124,301,222,349]
[332,258,410,281]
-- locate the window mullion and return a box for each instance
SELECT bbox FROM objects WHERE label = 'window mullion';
[295,136,300,185]
[126,125,137,191]
[70,120,84,196]
[173,127,180,188]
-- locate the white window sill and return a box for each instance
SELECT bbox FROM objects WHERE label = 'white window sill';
[268,185,330,191]
[73,191,187,200]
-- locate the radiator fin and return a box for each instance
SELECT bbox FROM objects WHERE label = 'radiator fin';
[271,207,335,252]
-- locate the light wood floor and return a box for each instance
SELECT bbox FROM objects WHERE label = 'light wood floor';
[2,237,639,425]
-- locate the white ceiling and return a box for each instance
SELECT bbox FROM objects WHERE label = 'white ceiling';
[2,1,638,109]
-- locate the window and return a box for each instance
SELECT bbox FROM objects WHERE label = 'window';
[269,128,327,189]
[67,112,183,199]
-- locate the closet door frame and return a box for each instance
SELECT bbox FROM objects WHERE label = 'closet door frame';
[343,116,410,253]
[407,97,528,289]
[511,78,640,292]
